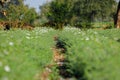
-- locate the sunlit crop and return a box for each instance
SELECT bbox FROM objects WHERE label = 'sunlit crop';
[0,27,120,80]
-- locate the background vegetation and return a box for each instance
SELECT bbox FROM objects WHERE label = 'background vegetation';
[0,0,37,26]
[40,0,117,29]
[0,0,118,29]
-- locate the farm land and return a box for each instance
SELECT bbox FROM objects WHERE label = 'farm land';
[0,27,120,80]
[0,0,120,80]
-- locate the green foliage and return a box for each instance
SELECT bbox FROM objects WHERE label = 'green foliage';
[58,28,120,80]
[73,0,117,22]
[49,0,73,22]
[0,0,38,25]
[0,27,120,80]
[75,22,93,29]
[0,28,56,80]
[39,3,51,24]
[92,22,114,28]
[40,0,74,29]
[40,0,117,29]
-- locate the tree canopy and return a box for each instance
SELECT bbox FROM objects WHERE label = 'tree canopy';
[40,0,117,28]
[0,0,38,25]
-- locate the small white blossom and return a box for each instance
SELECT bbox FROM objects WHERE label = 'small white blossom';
[94,31,98,34]
[41,29,48,33]
[9,42,14,46]
[4,65,11,72]
[26,36,30,39]
[78,31,81,34]
[86,37,89,40]
[26,33,30,36]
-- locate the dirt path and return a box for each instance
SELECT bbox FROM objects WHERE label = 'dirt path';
[36,36,73,80]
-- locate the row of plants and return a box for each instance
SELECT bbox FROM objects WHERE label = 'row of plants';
[0,27,120,80]
[56,28,120,80]
[0,28,56,80]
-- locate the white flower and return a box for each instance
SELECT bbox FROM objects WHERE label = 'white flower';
[4,65,11,72]
[26,36,30,39]
[9,42,14,46]
[78,31,81,34]
[86,37,89,40]
[94,31,98,34]
[26,33,30,36]
[41,29,48,33]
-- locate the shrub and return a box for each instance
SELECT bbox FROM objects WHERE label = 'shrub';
[74,22,93,29]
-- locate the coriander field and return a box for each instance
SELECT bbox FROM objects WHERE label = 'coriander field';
[0,27,120,80]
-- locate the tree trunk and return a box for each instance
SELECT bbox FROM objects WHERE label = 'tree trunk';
[114,1,120,28]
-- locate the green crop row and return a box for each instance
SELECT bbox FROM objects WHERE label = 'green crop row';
[0,27,120,80]
[57,28,120,80]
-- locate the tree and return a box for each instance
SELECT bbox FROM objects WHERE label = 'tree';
[40,0,74,29]
[114,0,120,28]
[40,0,117,29]
[72,0,117,22]
[0,0,38,25]
[0,0,11,20]
[39,2,51,24]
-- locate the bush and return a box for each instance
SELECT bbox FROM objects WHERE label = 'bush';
[74,22,93,29]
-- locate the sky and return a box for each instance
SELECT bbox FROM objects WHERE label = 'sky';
[24,0,48,13]
[116,0,119,2]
